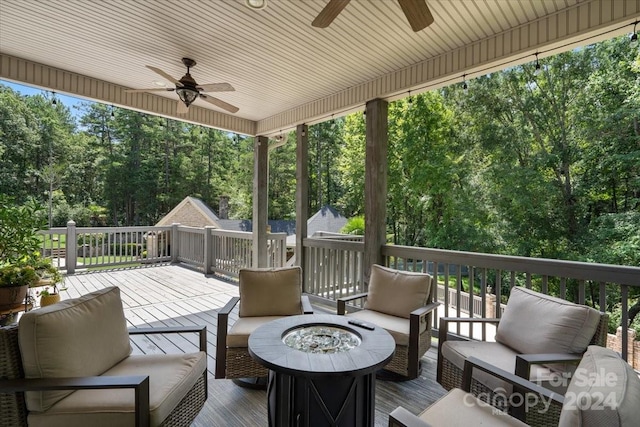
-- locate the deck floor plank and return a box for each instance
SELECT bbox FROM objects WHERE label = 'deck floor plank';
[59,264,447,426]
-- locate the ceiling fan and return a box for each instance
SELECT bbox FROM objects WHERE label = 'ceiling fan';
[312,0,434,32]
[125,58,239,114]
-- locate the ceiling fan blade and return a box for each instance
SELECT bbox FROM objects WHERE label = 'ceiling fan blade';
[146,65,182,86]
[398,0,434,32]
[199,94,239,114]
[312,0,351,28]
[197,82,235,92]
[124,88,175,93]
[176,101,189,115]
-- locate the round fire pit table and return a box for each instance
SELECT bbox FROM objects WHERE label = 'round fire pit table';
[248,314,395,427]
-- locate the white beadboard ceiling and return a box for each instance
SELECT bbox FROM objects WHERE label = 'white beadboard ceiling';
[0,0,638,136]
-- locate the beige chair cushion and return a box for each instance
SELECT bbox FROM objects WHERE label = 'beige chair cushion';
[496,287,601,355]
[441,340,563,394]
[419,388,528,426]
[227,315,285,347]
[346,309,427,347]
[558,346,640,427]
[364,264,431,319]
[27,352,207,427]
[19,286,132,412]
[238,267,302,317]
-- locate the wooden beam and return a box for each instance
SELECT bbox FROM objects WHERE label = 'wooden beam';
[364,99,388,285]
[253,136,269,267]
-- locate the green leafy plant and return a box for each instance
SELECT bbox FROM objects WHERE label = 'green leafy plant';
[0,195,62,289]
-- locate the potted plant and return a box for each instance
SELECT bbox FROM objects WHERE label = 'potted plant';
[33,255,65,306]
[0,195,62,309]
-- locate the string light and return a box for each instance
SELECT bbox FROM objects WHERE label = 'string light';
[51,91,57,105]
[631,21,638,44]
[462,74,468,93]
[110,105,115,118]
[534,52,542,76]
[408,90,413,106]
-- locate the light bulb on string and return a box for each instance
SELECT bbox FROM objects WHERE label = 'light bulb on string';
[631,22,638,44]
[534,53,542,76]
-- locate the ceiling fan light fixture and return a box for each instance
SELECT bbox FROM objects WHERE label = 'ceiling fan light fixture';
[245,0,267,10]
[176,87,199,107]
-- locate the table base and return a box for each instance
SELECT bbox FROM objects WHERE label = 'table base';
[267,370,375,427]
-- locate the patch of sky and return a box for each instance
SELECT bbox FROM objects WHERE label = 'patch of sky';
[0,79,94,123]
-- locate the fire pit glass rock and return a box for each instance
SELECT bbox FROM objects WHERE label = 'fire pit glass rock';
[282,325,361,354]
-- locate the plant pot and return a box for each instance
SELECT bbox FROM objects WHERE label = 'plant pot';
[0,285,28,311]
[40,293,61,307]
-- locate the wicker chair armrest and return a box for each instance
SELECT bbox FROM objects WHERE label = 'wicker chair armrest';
[215,297,239,379]
[129,325,207,352]
[219,296,240,316]
[515,352,583,380]
[0,375,150,427]
[301,295,313,314]
[388,406,432,427]
[410,302,440,318]
[463,357,564,422]
[337,292,369,315]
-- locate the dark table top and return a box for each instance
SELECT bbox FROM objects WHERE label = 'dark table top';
[248,314,395,378]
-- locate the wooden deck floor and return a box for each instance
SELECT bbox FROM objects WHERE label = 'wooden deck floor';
[62,264,447,426]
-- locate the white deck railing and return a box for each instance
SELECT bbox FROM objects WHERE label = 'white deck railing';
[38,222,286,276]
[302,237,640,362]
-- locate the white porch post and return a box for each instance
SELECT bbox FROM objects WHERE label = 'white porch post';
[295,124,309,285]
[253,135,269,268]
[364,98,388,285]
[65,220,77,274]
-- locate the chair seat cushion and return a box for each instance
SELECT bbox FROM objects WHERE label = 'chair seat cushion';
[442,340,562,392]
[496,287,601,356]
[347,309,428,347]
[27,352,207,427]
[558,346,640,427]
[227,316,285,347]
[419,388,528,426]
[364,264,431,319]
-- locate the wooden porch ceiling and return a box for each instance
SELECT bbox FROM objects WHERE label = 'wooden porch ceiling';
[0,1,638,137]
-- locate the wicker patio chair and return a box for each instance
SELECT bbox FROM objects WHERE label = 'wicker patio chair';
[337,264,439,380]
[437,286,608,411]
[215,266,313,385]
[391,345,639,427]
[0,286,207,427]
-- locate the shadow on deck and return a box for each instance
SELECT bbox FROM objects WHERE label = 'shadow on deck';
[62,264,447,426]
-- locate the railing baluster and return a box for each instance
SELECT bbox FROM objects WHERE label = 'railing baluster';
[621,285,629,362]
[495,269,502,318]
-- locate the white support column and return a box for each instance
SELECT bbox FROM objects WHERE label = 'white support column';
[253,135,269,268]
[364,98,388,286]
[65,220,77,274]
[295,124,309,281]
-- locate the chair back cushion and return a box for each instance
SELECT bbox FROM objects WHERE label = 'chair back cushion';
[495,286,601,355]
[364,264,431,319]
[239,266,302,317]
[559,345,640,427]
[19,286,132,412]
